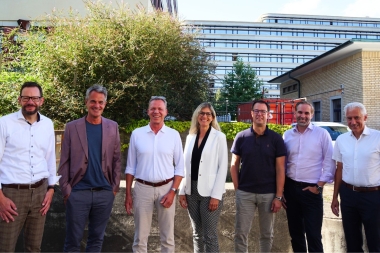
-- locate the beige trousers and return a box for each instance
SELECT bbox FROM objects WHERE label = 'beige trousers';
[132,181,176,253]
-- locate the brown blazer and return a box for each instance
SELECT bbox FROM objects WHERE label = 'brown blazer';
[58,116,121,197]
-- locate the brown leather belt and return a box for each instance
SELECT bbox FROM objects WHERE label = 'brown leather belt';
[135,177,174,187]
[2,178,46,190]
[344,181,380,192]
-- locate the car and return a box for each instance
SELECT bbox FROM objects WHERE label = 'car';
[291,121,350,146]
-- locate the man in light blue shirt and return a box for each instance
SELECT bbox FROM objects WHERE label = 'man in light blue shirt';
[283,101,335,252]
[125,96,184,253]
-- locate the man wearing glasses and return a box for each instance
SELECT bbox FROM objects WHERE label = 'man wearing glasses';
[58,85,121,252]
[125,96,184,253]
[0,82,58,252]
[230,99,286,253]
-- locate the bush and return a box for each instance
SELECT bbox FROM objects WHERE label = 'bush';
[1,1,214,125]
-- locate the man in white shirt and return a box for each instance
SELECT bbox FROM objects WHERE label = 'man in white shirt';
[331,102,380,252]
[125,96,184,253]
[0,82,57,252]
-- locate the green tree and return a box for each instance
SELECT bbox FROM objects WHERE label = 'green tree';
[215,58,263,119]
[1,0,214,125]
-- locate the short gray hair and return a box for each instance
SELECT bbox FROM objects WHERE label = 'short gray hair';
[86,84,107,101]
[344,102,366,116]
[149,96,167,108]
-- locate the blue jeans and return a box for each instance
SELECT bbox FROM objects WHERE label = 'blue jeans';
[63,189,115,252]
[234,189,275,253]
[340,183,380,253]
[284,177,324,253]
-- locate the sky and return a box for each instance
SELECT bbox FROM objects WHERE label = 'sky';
[177,0,380,22]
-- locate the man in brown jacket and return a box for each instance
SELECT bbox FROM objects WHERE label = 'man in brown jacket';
[58,84,121,252]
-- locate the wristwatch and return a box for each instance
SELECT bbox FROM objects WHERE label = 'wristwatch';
[274,196,283,201]
[316,185,323,194]
[170,187,178,193]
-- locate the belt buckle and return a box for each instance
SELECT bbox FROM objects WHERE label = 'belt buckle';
[352,185,357,192]
[29,184,35,190]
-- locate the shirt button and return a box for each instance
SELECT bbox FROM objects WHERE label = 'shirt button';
[199,174,201,176]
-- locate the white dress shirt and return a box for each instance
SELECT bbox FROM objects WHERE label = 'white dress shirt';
[284,124,335,183]
[125,124,184,182]
[0,110,58,188]
[333,126,380,187]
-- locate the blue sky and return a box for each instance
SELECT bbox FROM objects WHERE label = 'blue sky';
[177,0,380,21]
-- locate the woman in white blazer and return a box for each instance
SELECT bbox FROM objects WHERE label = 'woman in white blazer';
[178,102,228,253]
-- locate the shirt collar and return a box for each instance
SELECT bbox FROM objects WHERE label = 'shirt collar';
[17,110,42,124]
[350,125,370,137]
[250,125,269,136]
[293,123,313,133]
[146,124,166,133]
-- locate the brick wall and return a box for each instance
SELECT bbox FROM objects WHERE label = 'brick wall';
[280,51,380,129]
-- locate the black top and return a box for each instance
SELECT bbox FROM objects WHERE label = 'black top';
[230,126,287,194]
[191,126,212,181]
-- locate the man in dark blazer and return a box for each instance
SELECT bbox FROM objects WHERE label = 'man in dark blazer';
[58,84,121,252]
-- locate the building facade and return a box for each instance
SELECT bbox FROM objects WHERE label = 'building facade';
[269,40,380,129]
[187,14,380,98]
[0,0,177,27]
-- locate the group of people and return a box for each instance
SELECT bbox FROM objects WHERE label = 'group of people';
[0,82,379,253]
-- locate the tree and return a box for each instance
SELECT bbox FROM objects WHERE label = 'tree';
[215,58,263,119]
[1,0,214,125]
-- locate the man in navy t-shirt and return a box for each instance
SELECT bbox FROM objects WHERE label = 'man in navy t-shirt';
[230,99,286,253]
[58,85,121,252]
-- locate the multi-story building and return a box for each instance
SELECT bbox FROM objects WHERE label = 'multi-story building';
[186,13,380,98]
[0,0,177,28]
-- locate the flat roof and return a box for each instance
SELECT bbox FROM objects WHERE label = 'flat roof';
[268,39,380,83]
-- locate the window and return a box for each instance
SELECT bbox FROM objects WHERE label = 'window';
[331,97,342,122]
[313,101,321,121]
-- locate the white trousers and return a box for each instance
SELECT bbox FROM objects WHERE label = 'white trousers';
[132,181,176,253]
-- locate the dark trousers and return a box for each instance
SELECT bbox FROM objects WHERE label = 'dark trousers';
[63,189,115,252]
[284,177,323,253]
[340,183,380,253]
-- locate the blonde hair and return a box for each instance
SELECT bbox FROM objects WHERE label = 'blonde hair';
[189,102,221,134]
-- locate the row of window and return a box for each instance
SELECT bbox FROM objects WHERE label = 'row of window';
[214,66,291,77]
[282,83,299,95]
[201,40,339,50]
[262,18,380,28]
[212,79,279,90]
[211,53,317,64]
[195,27,380,39]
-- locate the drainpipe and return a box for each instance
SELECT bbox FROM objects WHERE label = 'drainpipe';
[288,73,301,98]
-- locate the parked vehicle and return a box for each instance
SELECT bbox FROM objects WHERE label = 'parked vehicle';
[292,121,349,146]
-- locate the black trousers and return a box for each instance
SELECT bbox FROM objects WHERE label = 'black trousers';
[340,183,380,253]
[284,177,324,253]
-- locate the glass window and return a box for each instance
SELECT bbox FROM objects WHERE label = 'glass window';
[238,30,249,35]
[260,30,271,35]
[313,101,321,121]
[332,98,341,122]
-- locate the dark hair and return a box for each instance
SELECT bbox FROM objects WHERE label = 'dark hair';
[251,99,270,111]
[295,101,314,114]
[20,82,43,97]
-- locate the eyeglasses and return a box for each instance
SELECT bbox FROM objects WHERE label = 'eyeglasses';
[20,96,42,102]
[199,112,212,117]
[252,109,268,115]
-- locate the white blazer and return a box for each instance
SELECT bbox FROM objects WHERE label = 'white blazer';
[179,127,228,200]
